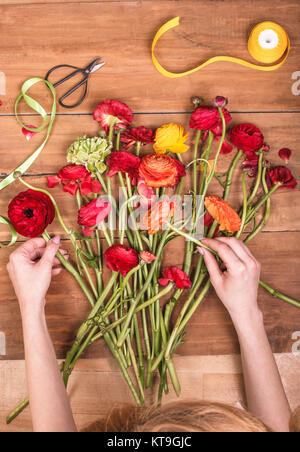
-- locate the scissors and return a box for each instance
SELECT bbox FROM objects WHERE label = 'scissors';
[45,58,105,109]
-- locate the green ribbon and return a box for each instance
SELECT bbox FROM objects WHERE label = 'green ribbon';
[0,77,57,246]
[0,216,18,248]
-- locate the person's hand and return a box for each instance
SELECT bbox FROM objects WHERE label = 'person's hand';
[199,237,262,322]
[7,237,69,317]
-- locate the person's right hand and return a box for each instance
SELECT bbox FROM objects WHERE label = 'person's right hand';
[7,237,69,317]
[199,237,262,321]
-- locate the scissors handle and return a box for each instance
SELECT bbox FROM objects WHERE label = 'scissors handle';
[59,77,88,109]
[45,64,89,109]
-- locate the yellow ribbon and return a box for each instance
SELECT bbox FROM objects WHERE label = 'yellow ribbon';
[152,17,290,78]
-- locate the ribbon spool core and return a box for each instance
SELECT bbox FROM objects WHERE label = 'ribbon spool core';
[259,29,279,49]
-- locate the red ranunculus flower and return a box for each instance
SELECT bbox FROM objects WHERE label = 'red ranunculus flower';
[58,164,90,182]
[139,154,185,188]
[93,99,133,133]
[121,126,155,150]
[78,199,111,230]
[229,123,264,153]
[8,189,55,238]
[104,244,139,277]
[106,151,141,184]
[158,267,192,290]
[267,166,297,190]
[189,106,232,136]
[47,165,102,197]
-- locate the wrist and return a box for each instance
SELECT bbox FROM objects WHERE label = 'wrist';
[20,301,46,324]
[229,305,264,331]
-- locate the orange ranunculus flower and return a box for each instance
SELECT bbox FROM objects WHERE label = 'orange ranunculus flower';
[139,154,185,188]
[153,123,189,154]
[142,199,177,235]
[204,196,241,234]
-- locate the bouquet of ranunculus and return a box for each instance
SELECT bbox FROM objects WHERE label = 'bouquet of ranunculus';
[6,96,299,423]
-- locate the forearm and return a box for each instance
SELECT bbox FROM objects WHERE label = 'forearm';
[22,307,77,432]
[231,307,291,432]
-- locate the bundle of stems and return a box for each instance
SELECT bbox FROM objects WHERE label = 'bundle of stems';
[7,107,300,425]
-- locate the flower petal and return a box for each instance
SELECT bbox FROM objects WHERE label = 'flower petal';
[220,141,233,155]
[47,175,61,188]
[63,181,79,196]
[204,195,241,234]
[278,148,292,164]
[22,125,37,141]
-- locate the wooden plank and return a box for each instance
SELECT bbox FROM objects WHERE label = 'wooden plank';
[0,354,299,431]
[0,231,299,360]
[1,112,299,238]
[1,0,162,4]
[0,1,299,113]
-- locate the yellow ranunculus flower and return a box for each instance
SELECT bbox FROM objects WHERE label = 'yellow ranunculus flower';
[153,123,189,154]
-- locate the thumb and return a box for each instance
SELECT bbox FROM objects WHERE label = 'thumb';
[197,246,222,286]
[40,236,61,265]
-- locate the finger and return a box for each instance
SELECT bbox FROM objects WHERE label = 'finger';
[197,246,222,286]
[52,267,62,276]
[53,254,69,267]
[31,247,69,264]
[19,238,47,255]
[215,237,254,262]
[201,238,244,273]
[40,236,61,265]
[30,247,46,261]
[59,249,69,256]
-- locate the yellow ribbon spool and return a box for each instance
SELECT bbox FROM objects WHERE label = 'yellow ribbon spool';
[152,17,290,78]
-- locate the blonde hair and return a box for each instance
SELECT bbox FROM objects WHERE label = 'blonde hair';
[82,401,273,433]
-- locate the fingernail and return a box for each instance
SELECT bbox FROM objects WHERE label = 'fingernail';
[52,235,61,245]
[197,246,204,255]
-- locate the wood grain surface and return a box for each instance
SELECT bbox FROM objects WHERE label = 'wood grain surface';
[0,0,299,362]
[1,354,299,432]
[0,1,299,113]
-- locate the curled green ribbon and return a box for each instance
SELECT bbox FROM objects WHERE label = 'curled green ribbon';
[0,216,18,248]
[0,77,56,246]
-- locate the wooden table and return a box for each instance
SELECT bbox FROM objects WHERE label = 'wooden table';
[0,0,299,363]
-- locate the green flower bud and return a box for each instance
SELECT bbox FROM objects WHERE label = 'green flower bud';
[66,136,112,174]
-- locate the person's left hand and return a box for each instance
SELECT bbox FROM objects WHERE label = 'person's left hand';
[7,236,69,316]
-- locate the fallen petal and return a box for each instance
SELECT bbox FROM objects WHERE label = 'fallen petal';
[22,125,37,141]
[278,148,292,164]
[47,175,61,188]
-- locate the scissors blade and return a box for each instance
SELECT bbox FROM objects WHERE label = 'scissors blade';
[90,62,106,73]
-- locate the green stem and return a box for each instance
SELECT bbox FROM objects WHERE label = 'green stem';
[244,167,270,243]
[223,149,243,201]
[246,149,264,205]
[259,280,300,309]
[245,183,281,224]
[236,172,248,239]
[42,231,95,308]
[117,231,169,347]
